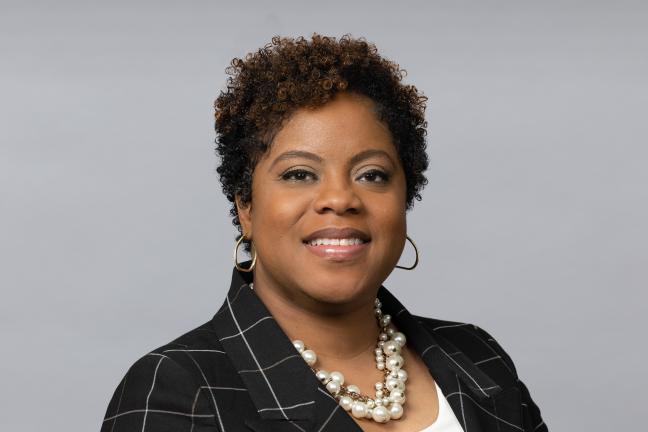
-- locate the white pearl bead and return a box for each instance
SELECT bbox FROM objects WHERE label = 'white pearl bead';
[390,389,406,404]
[379,333,389,341]
[351,402,368,418]
[380,315,392,327]
[382,340,400,356]
[375,355,385,362]
[386,377,405,391]
[329,371,345,385]
[377,362,385,370]
[315,370,330,383]
[387,328,395,336]
[346,384,360,394]
[389,402,404,420]
[386,354,404,371]
[301,349,317,366]
[392,332,406,347]
[325,380,340,394]
[375,390,384,398]
[374,299,382,307]
[374,382,384,391]
[339,396,353,411]
[292,340,305,353]
[385,378,398,390]
[374,348,383,356]
[367,399,375,408]
[365,408,373,419]
[382,397,391,406]
[371,405,391,423]
[397,369,408,382]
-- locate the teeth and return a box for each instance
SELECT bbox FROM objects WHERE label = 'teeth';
[308,238,365,246]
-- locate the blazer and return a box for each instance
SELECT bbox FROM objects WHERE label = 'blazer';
[101,265,548,432]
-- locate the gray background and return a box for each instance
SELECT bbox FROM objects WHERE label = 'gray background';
[1,0,646,430]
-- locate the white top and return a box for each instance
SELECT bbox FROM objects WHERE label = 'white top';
[418,382,465,432]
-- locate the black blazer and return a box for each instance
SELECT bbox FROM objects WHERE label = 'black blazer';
[101,266,548,431]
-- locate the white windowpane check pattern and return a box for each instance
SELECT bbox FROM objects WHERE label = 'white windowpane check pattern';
[101,265,548,431]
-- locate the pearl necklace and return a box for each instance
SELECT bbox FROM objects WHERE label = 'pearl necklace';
[292,298,408,423]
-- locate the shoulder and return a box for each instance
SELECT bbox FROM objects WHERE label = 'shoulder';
[101,320,232,431]
[413,315,520,378]
[121,319,228,386]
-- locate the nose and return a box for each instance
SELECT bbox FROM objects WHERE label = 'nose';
[312,175,362,215]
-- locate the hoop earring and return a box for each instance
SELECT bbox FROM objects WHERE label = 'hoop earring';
[234,235,256,272]
[395,235,419,270]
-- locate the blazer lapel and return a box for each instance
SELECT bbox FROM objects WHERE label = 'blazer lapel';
[210,265,362,432]
[243,388,361,432]
[378,286,510,432]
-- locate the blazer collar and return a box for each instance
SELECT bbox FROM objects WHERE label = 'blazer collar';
[210,265,322,427]
[211,265,502,429]
[377,286,503,400]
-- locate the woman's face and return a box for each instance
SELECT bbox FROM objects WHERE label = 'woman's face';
[236,92,407,308]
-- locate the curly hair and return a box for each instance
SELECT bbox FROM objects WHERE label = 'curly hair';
[214,33,429,253]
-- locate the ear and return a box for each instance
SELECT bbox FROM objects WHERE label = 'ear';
[235,194,253,239]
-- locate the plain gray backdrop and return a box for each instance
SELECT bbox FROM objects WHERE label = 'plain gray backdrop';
[1,1,646,430]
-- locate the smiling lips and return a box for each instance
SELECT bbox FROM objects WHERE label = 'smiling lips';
[302,227,370,261]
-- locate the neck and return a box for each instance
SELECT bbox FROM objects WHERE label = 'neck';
[251,269,381,362]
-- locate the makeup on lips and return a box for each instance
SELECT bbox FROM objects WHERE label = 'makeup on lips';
[303,227,370,261]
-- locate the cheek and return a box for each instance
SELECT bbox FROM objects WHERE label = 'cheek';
[375,203,406,237]
[370,186,407,228]
[368,196,407,272]
[252,188,310,238]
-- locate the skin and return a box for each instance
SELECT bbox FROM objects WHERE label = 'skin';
[235,92,439,431]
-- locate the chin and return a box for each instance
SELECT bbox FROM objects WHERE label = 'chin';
[300,276,372,306]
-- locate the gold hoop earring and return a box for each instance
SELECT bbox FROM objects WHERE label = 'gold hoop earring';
[395,235,419,270]
[234,235,256,272]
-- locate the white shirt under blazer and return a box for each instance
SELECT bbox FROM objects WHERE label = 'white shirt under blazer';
[418,381,465,431]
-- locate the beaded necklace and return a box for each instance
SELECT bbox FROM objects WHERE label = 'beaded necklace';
[293,298,408,423]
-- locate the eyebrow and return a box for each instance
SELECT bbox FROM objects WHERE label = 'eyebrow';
[269,149,395,170]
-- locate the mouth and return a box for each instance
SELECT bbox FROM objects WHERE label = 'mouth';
[302,227,371,261]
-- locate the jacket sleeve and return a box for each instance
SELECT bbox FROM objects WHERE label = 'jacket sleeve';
[100,352,221,432]
[474,326,549,432]
[518,377,548,431]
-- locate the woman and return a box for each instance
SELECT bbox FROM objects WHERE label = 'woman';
[101,34,547,432]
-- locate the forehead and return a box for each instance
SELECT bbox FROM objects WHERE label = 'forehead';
[262,93,395,162]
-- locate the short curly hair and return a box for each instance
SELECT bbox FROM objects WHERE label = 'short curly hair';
[214,33,429,253]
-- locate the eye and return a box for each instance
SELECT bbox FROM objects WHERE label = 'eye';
[281,169,317,182]
[358,169,390,184]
